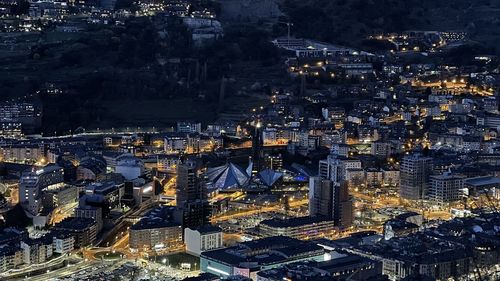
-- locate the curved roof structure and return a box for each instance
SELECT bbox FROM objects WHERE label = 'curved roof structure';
[206,163,250,190]
[258,169,283,187]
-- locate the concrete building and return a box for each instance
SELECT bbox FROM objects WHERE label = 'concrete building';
[257,253,383,281]
[318,155,361,184]
[365,168,383,187]
[156,155,181,173]
[429,173,466,203]
[52,233,75,254]
[399,154,433,200]
[74,205,103,232]
[20,236,53,265]
[370,141,393,157]
[177,121,202,134]
[115,154,144,180]
[200,236,326,279]
[0,246,23,271]
[42,184,78,210]
[19,165,64,214]
[184,225,223,256]
[176,161,211,230]
[382,168,400,187]
[84,181,125,211]
[52,217,97,248]
[263,154,283,170]
[331,143,350,157]
[129,220,182,251]
[0,144,44,163]
[383,212,423,240]
[164,133,188,154]
[309,177,353,229]
[260,216,335,240]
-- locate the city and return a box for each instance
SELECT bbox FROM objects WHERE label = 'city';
[0,0,500,281]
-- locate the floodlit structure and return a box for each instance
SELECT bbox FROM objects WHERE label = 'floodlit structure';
[257,168,283,187]
[206,163,250,190]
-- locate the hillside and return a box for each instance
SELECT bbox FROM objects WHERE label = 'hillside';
[280,0,500,53]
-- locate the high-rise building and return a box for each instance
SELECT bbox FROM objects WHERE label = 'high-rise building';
[400,154,433,200]
[175,161,210,231]
[19,165,64,215]
[252,122,263,173]
[176,161,204,203]
[309,177,353,228]
[333,181,353,228]
[309,177,334,218]
[429,173,465,203]
[318,154,361,184]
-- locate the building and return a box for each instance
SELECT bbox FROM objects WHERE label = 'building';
[0,228,28,245]
[358,233,472,280]
[76,155,107,181]
[156,155,181,173]
[0,144,44,163]
[0,102,41,133]
[370,141,393,157]
[205,163,250,190]
[175,161,211,230]
[115,154,144,180]
[256,253,383,281]
[200,236,326,279]
[259,216,335,240]
[318,155,361,184]
[128,206,182,251]
[464,176,500,196]
[330,143,350,157]
[42,184,78,210]
[383,219,420,240]
[399,154,433,200]
[19,165,64,214]
[0,246,23,271]
[309,178,353,228]
[164,133,188,154]
[365,168,383,187]
[185,225,223,256]
[309,177,334,218]
[129,219,182,251]
[263,154,283,170]
[20,236,53,265]
[429,173,465,203]
[84,181,125,211]
[74,205,103,232]
[0,122,22,138]
[382,168,400,187]
[52,217,97,248]
[177,121,202,134]
[52,232,75,254]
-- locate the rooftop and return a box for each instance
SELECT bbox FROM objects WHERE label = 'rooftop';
[201,236,324,267]
[260,216,332,228]
[53,217,96,231]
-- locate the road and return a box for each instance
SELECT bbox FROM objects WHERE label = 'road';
[350,190,453,221]
[21,261,98,281]
[50,202,78,225]
[211,199,308,223]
